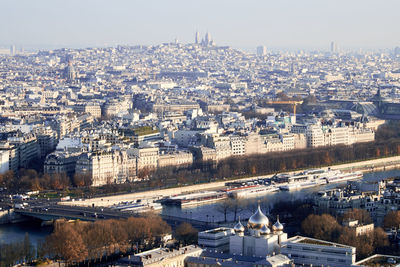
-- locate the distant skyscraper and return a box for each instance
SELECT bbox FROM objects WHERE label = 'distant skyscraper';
[394,46,400,56]
[257,45,267,56]
[205,32,211,45]
[195,31,200,44]
[10,45,16,56]
[330,41,338,53]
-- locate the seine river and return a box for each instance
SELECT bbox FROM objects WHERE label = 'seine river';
[1,168,400,246]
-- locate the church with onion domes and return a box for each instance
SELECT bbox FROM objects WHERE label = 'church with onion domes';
[118,203,365,267]
[230,204,287,257]
[195,203,359,267]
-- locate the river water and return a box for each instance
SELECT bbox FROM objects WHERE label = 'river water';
[0,221,52,246]
[161,168,400,223]
[1,168,399,245]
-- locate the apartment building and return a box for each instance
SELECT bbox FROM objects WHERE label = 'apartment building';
[129,146,159,172]
[158,151,193,168]
[34,126,58,157]
[74,103,101,118]
[304,125,374,148]
[229,135,246,156]
[305,125,325,148]
[75,150,136,186]
[8,133,40,169]
[44,151,81,176]
[0,141,17,173]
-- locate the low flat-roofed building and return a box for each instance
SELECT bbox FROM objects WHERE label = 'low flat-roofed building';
[198,227,235,252]
[354,254,400,266]
[185,253,292,267]
[114,245,202,267]
[281,236,356,267]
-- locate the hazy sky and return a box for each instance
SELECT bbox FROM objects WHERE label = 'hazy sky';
[1,0,400,50]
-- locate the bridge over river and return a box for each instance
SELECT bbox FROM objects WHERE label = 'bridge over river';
[14,205,223,231]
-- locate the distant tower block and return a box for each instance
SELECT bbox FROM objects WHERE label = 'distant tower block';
[195,31,200,44]
[394,46,400,56]
[330,41,338,53]
[10,45,16,56]
[257,45,267,56]
[205,32,211,45]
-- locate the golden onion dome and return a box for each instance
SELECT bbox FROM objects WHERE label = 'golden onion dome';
[247,205,269,230]
[234,218,245,232]
[272,216,284,232]
[260,224,271,235]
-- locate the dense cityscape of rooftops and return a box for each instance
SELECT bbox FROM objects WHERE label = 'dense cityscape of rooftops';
[1,29,400,266]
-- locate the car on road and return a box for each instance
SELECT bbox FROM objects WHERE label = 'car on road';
[388,258,396,264]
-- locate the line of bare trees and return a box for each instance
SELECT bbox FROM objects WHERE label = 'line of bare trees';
[301,209,390,260]
[0,169,92,193]
[0,216,197,266]
[43,214,171,265]
[0,233,35,267]
[144,137,400,190]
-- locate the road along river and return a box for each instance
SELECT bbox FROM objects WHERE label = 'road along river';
[60,155,400,208]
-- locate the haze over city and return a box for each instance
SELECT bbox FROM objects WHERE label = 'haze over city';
[3,1,400,266]
[1,0,400,50]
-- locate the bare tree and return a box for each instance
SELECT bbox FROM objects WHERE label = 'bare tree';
[216,199,232,222]
[229,198,247,222]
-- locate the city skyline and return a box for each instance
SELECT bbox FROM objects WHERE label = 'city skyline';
[2,1,400,265]
[1,0,400,51]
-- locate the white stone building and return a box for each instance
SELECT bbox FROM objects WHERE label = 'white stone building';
[158,151,193,168]
[75,150,136,186]
[129,146,159,172]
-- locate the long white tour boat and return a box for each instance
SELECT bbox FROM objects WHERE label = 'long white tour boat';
[279,168,363,191]
[225,184,279,198]
[325,170,363,183]
[162,191,228,207]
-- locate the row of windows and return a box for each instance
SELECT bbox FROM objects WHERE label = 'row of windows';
[291,254,347,262]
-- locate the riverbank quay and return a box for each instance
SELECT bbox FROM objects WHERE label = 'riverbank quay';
[59,155,400,208]
[0,209,29,224]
